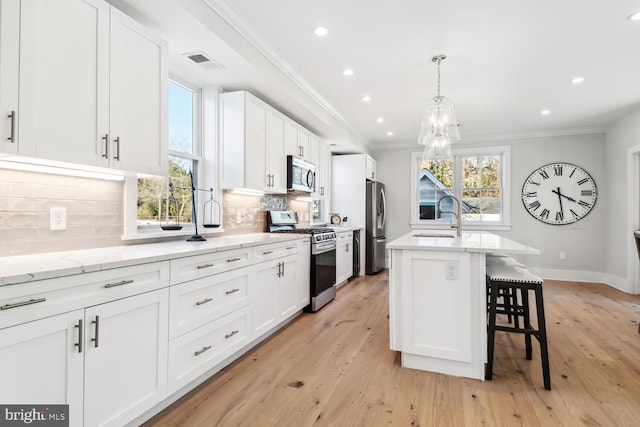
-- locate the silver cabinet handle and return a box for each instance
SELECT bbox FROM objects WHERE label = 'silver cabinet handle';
[91,315,100,348]
[281,262,285,277]
[0,297,46,311]
[225,288,240,295]
[301,146,304,157]
[194,345,211,356]
[113,136,120,160]
[286,246,295,250]
[266,174,270,187]
[196,298,213,306]
[101,133,109,158]
[104,279,134,288]
[7,111,15,143]
[262,251,273,255]
[75,319,83,353]
[276,262,281,277]
[346,243,349,252]
[197,263,214,269]
[225,330,239,339]
[227,257,241,263]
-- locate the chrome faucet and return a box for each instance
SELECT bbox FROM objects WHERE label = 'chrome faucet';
[436,195,462,236]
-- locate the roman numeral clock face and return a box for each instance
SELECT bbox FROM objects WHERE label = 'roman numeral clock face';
[521,163,597,225]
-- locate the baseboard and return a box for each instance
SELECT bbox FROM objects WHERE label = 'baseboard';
[529,267,632,293]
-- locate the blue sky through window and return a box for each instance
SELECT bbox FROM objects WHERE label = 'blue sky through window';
[168,82,193,154]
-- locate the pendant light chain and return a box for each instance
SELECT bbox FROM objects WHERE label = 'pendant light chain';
[436,57,441,98]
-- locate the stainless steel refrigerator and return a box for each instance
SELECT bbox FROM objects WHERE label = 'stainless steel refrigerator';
[365,180,387,274]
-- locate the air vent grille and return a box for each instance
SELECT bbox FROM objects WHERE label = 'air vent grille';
[188,54,210,64]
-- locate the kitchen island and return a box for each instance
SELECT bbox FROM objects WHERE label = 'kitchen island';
[387,231,539,380]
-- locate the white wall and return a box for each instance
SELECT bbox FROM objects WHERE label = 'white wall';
[373,132,608,283]
[605,110,640,292]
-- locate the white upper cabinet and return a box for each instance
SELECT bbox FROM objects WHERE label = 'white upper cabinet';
[316,140,332,199]
[0,0,20,155]
[0,0,167,176]
[107,6,167,175]
[366,154,377,181]
[221,91,286,194]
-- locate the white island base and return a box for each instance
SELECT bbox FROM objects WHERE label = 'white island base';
[387,231,539,380]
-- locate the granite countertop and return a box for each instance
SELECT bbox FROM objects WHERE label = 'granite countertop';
[386,231,539,255]
[0,233,307,286]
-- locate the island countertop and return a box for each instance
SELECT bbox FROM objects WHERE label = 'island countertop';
[386,231,540,255]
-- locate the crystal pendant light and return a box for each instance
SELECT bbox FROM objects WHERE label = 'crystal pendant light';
[418,55,461,160]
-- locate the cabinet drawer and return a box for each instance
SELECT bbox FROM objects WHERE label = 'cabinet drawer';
[168,306,250,394]
[337,231,353,242]
[169,267,250,339]
[253,240,300,264]
[0,262,169,330]
[170,248,252,285]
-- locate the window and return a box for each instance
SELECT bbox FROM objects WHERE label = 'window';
[137,80,202,229]
[410,146,511,229]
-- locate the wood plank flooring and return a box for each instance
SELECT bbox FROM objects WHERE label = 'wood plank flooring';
[145,272,640,427]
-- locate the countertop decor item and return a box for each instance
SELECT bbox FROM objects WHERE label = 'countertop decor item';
[202,188,221,228]
[330,213,342,226]
[160,183,183,231]
[418,54,461,160]
[187,171,206,242]
[521,162,597,225]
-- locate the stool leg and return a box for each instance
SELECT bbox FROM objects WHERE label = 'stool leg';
[505,288,513,323]
[512,286,520,329]
[522,288,532,360]
[486,281,499,380]
[535,286,551,390]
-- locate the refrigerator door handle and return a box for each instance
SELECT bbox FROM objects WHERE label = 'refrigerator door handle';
[380,187,387,231]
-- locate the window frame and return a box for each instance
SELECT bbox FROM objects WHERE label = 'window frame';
[410,145,511,231]
[122,78,221,240]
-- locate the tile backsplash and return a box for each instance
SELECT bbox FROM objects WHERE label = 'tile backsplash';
[0,167,316,256]
[0,169,124,256]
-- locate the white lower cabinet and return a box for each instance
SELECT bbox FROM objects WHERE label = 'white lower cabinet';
[167,306,250,394]
[336,231,353,285]
[0,310,84,426]
[83,289,168,427]
[297,239,310,309]
[0,289,168,427]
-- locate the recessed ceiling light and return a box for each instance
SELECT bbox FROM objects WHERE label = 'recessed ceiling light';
[376,117,384,123]
[387,131,394,136]
[362,95,372,102]
[540,109,551,115]
[571,76,585,84]
[342,68,354,77]
[628,11,640,21]
[314,26,328,36]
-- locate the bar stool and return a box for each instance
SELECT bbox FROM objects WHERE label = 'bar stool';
[485,263,551,390]
[486,255,525,323]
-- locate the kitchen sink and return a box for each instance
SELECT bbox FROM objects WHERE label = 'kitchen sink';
[413,233,456,238]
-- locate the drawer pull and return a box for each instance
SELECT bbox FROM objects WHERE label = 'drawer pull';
[226,257,242,263]
[196,298,213,306]
[104,279,134,288]
[197,263,214,269]
[194,345,212,356]
[262,251,273,255]
[0,297,46,311]
[286,246,295,250]
[75,319,83,353]
[225,288,240,295]
[225,330,239,339]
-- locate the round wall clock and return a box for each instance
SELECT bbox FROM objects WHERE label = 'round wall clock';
[521,162,597,225]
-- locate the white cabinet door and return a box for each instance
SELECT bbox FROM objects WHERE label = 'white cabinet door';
[336,232,353,285]
[83,289,168,427]
[366,155,377,181]
[17,0,109,165]
[297,129,310,159]
[284,119,299,157]
[244,95,268,191]
[0,310,84,427]
[277,255,299,319]
[250,261,278,337]
[317,141,332,199]
[267,110,286,193]
[297,239,310,309]
[108,6,167,176]
[0,0,20,155]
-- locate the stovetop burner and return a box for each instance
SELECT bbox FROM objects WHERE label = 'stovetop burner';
[267,211,336,243]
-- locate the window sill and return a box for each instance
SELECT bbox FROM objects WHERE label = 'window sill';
[409,222,512,232]
[122,226,225,242]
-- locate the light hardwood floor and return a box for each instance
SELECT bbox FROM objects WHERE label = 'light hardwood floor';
[145,272,640,427]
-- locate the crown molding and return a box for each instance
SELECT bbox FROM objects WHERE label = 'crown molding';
[370,127,608,151]
[200,0,369,148]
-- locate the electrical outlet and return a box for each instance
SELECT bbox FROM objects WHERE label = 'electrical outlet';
[445,262,458,280]
[50,207,67,230]
[559,252,566,260]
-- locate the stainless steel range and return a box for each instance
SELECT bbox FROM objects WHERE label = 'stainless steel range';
[267,211,337,311]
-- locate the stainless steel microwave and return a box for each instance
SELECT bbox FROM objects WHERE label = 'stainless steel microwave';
[287,155,316,193]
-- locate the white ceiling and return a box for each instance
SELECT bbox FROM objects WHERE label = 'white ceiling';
[116,0,640,153]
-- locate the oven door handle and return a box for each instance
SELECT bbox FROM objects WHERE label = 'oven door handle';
[313,241,336,254]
